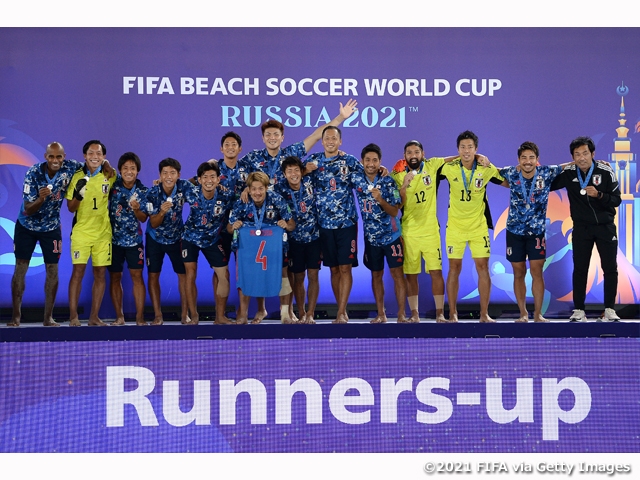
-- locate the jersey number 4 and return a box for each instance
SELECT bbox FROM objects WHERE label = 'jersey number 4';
[255,240,268,270]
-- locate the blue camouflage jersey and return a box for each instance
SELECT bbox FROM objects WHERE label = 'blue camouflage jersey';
[141,178,196,244]
[218,159,249,201]
[109,177,149,247]
[304,153,362,229]
[18,159,83,232]
[500,165,563,236]
[352,172,402,246]
[229,191,292,252]
[240,142,307,190]
[274,178,319,244]
[182,185,235,248]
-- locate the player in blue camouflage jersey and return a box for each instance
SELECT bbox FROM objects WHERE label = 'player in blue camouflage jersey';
[238,100,357,322]
[304,126,363,324]
[228,171,295,324]
[108,152,149,326]
[10,142,84,327]
[498,141,566,323]
[276,156,321,324]
[140,157,196,325]
[353,144,406,324]
[182,161,235,325]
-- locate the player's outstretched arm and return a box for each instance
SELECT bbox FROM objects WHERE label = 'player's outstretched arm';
[302,99,358,152]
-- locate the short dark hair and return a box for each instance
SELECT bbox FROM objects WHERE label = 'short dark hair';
[404,140,423,153]
[517,141,539,158]
[570,136,596,155]
[221,131,242,147]
[117,152,141,172]
[83,140,106,155]
[281,155,304,174]
[197,161,220,178]
[322,125,341,139]
[456,130,478,148]
[158,157,181,173]
[261,119,284,135]
[361,143,382,160]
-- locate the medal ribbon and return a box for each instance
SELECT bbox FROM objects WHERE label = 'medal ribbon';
[460,160,477,194]
[250,194,267,231]
[518,168,536,206]
[577,162,595,191]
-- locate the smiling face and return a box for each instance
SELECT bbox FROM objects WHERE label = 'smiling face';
[221,137,242,161]
[517,149,538,178]
[322,128,342,157]
[119,160,139,187]
[198,169,220,195]
[457,139,478,165]
[284,165,303,190]
[404,144,423,170]
[262,127,284,155]
[44,143,65,176]
[83,143,104,174]
[160,166,180,194]
[249,180,267,206]
[572,144,595,172]
[362,151,381,178]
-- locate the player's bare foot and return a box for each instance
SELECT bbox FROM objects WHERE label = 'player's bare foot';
[332,313,348,324]
[370,315,387,324]
[436,314,448,323]
[290,311,299,323]
[214,316,233,325]
[515,315,529,323]
[151,317,163,326]
[182,317,195,325]
[281,316,296,324]
[396,313,408,323]
[7,319,21,327]
[111,318,126,326]
[534,316,549,323]
[448,314,459,323]
[88,318,107,326]
[479,315,496,323]
[253,309,268,323]
[303,314,316,324]
[236,316,248,325]
[69,318,81,327]
[409,310,420,323]
[43,319,60,327]
[136,319,148,326]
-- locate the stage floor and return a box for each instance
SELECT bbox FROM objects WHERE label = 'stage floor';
[2,317,639,342]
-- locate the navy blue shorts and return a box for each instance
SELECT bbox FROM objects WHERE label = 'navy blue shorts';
[145,233,186,274]
[364,236,405,272]
[288,237,322,273]
[181,238,229,268]
[506,231,546,263]
[219,229,233,258]
[108,243,144,272]
[319,225,358,268]
[13,221,62,264]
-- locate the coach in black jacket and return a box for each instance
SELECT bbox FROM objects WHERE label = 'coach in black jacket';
[551,136,622,322]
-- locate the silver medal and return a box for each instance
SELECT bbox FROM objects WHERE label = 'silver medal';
[411,170,417,175]
[367,185,373,191]
[167,197,173,203]
[580,189,586,195]
[47,184,53,191]
[256,229,262,236]
[525,204,530,210]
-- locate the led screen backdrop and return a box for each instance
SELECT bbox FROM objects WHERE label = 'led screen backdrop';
[1,28,639,317]
[0,337,638,452]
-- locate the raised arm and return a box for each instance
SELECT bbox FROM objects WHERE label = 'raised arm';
[302,99,358,152]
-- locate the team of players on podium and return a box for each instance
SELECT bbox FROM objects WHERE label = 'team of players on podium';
[9,100,622,326]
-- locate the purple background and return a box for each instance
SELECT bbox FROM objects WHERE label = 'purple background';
[0,337,638,452]
[1,28,639,317]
